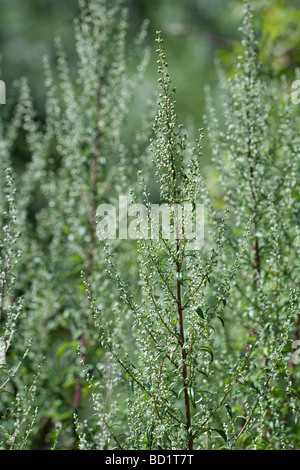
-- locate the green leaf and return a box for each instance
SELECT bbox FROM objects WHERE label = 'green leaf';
[199,346,214,363]
[196,389,213,397]
[187,386,196,408]
[196,307,204,319]
[205,305,215,315]
[234,415,247,423]
[146,424,153,442]
[211,428,227,443]
[224,403,233,419]
[197,369,208,378]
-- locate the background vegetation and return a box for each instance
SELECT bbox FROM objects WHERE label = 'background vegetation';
[0,0,299,450]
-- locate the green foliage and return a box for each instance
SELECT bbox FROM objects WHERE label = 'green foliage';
[0,0,299,450]
[1,0,150,449]
[204,7,300,446]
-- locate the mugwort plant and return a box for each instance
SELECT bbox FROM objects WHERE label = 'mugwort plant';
[0,0,298,451]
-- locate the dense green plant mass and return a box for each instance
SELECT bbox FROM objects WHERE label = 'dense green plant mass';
[0,0,299,450]
[1,0,150,449]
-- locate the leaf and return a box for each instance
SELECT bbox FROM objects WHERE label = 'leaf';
[146,424,153,441]
[129,363,136,369]
[196,390,213,397]
[205,305,215,315]
[197,369,208,378]
[222,298,226,307]
[224,403,233,419]
[185,253,197,258]
[234,415,247,423]
[217,315,225,327]
[196,307,204,319]
[187,386,196,408]
[199,346,214,363]
[211,428,227,443]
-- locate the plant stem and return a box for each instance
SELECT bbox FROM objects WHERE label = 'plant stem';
[176,236,192,450]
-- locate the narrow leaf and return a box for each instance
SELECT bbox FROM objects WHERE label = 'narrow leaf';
[224,403,233,419]
[196,307,204,319]
[211,428,227,442]
[199,346,214,363]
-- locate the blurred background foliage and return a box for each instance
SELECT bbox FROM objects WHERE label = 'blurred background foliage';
[0,0,299,450]
[0,0,299,224]
[1,0,299,129]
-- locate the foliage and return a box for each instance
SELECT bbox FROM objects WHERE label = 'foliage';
[1,0,150,449]
[0,0,299,450]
